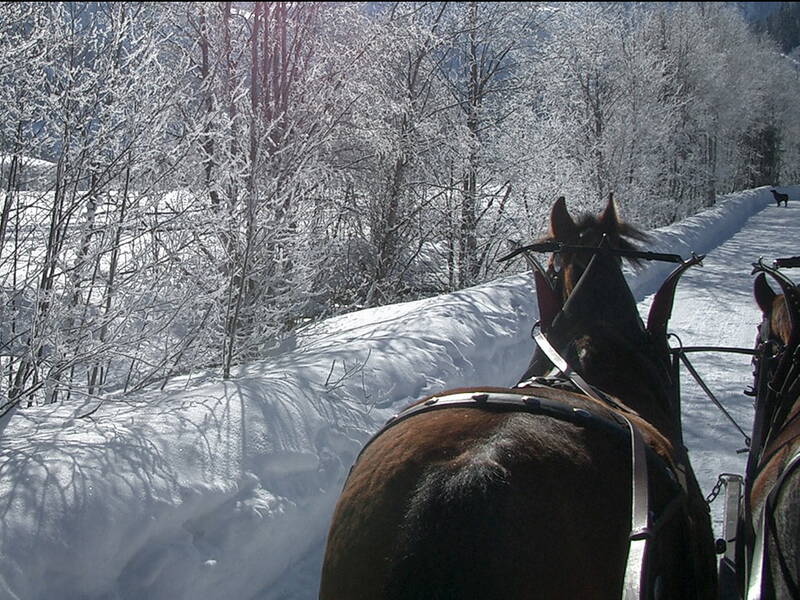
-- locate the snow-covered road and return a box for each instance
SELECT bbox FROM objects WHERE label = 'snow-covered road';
[640,193,800,534]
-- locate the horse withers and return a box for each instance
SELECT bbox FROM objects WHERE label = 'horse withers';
[745,264,800,599]
[319,195,717,599]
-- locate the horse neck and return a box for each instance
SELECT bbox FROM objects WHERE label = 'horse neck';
[758,384,800,469]
[523,312,677,440]
[574,324,678,437]
[767,352,800,439]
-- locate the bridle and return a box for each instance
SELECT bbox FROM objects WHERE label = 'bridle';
[499,239,686,267]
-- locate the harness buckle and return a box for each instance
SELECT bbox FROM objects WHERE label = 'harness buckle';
[629,527,652,541]
[521,396,540,410]
[571,407,592,424]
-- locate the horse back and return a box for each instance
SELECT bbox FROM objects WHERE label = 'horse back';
[320,388,711,600]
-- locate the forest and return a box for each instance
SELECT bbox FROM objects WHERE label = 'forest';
[1,2,798,413]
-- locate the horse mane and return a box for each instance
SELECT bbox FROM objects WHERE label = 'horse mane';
[573,212,649,244]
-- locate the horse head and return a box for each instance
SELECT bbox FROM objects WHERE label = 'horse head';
[520,195,676,434]
[754,272,795,348]
[541,194,647,305]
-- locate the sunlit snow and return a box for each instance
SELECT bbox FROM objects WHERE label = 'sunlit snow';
[1,185,797,600]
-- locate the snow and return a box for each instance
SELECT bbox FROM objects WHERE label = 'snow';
[1,184,798,600]
[0,154,55,171]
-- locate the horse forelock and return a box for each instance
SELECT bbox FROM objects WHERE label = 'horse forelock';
[573,212,648,245]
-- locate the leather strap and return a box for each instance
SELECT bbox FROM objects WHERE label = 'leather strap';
[623,417,651,600]
[532,325,626,412]
[354,390,630,468]
[531,325,651,599]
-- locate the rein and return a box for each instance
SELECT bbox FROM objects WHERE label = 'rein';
[498,241,686,265]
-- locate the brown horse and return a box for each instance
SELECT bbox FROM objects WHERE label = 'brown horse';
[745,266,800,599]
[319,196,717,599]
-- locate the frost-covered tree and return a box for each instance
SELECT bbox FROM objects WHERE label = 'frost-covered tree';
[3,1,800,414]
[317,2,462,306]
[436,2,548,287]
[0,3,190,409]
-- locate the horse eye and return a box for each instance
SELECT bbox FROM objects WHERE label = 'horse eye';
[552,254,562,271]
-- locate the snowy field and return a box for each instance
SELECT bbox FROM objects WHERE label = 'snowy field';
[1,185,798,599]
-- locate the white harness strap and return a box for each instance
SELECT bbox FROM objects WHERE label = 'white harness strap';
[532,327,651,599]
[623,418,651,600]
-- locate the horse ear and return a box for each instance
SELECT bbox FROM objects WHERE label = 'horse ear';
[550,196,576,241]
[754,273,776,314]
[599,192,619,233]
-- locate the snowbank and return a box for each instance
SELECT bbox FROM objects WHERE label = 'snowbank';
[626,186,777,298]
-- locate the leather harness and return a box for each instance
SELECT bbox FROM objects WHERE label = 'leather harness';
[350,325,687,600]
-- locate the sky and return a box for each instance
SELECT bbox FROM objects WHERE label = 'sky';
[1,184,797,600]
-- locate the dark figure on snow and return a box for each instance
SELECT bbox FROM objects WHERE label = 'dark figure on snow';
[771,189,789,207]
